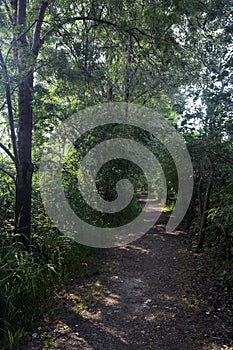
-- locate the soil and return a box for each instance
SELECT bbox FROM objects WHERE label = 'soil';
[23,210,233,350]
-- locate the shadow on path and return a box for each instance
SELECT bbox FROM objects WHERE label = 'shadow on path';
[26,204,232,350]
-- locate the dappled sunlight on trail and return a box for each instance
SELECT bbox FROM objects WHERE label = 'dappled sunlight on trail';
[24,211,232,350]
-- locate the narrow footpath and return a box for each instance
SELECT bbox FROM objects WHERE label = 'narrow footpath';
[27,213,232,350]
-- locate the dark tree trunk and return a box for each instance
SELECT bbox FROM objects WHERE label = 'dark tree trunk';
[12,0,48,249]
[15,73,34,249]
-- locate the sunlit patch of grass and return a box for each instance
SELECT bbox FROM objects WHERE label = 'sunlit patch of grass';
[162,203,175,212]
[91,287,103,297]
[100,262,116,273]
[71,292,90,313]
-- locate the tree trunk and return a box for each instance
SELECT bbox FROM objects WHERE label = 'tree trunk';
[15,72,34,249]
[14,0,49,249]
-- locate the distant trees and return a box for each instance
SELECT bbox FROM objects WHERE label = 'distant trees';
[0,0,232,257]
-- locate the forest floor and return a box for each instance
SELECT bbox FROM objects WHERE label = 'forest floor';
[23,203,233,350]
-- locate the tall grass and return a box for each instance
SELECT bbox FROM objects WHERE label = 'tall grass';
[0,219,95,350]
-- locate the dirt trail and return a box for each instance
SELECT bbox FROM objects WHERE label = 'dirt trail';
[27,215,232,350]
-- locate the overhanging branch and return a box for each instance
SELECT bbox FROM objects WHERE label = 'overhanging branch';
[0,166,15,181]
[41,15,156,46]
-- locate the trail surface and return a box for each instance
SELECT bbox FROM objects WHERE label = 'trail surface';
[27,212,232,350]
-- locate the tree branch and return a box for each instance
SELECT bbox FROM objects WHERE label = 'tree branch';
[40,15,156,46]
[0,142,16,164]
[5,2,49,62]
[40,16,116,44]
[6,20,37,61]
[0,166,15,181]
[32,1,49,56]
[0,48,19,167]
[2,0,13,24]
[0,85,18,112]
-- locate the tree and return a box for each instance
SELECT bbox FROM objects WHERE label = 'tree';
[0,1,50,248]
[1,0,224,249]
[178,0,233,252]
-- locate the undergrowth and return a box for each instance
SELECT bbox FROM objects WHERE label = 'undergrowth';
[0,219,97,350]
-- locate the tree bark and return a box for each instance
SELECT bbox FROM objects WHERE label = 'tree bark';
[15,72,34,249]
[13,0,48,249]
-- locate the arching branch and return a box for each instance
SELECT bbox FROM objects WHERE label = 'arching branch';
[40,15,155,47]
